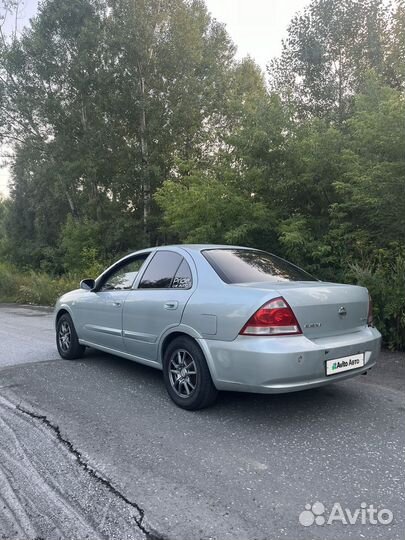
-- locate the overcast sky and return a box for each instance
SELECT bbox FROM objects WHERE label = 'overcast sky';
[0,0,310,195]
[205,0,309,68]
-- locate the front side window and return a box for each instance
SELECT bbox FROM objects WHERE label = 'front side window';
[202,249,317,284]
[100,255,149,291]
[138,251,184,289]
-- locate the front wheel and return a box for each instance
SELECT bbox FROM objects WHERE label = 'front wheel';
[56,313,85,360]
[163,336,218,410]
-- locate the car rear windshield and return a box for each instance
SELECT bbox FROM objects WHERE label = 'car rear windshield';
[202,249,318,284]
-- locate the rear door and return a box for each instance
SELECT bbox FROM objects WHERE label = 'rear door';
[122,250,195,362]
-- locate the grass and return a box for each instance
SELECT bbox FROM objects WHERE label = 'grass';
[0,262,79,306]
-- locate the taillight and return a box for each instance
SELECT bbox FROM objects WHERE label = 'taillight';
[240,297,302,336]
[367,294,374,326]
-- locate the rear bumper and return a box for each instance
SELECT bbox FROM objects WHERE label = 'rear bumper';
[198,326,382,393]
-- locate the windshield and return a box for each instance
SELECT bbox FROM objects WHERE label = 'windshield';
[202,249,318,284]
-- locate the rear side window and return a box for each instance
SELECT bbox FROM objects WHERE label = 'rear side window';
[202,249,317,284]
[138,251,183,289]
[172,259,193,289]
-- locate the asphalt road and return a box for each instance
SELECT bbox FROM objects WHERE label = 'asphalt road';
[0,304,404,540]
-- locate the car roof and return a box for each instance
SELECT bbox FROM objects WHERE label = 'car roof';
[118,244,259,264]
[155,244,256,252]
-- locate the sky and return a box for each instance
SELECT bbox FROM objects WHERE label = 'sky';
[0,0,310,196]
[205,0,309,69]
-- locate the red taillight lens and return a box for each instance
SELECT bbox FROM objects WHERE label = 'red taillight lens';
[240,297,302,336]
[367,294,374,326]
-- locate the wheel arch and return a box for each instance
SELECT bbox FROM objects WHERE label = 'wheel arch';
[55,305,75,329]
[159,327,201,364]
[158,326,218,386]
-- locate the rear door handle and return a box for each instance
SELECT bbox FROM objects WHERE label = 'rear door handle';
[112,301,122,307]
[164,301,178,310]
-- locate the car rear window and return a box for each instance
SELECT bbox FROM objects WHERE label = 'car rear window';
[202,249,318,284]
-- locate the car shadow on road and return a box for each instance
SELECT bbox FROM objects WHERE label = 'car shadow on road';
[80,347,374,428]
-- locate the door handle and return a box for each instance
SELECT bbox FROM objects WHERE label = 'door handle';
[164,301,178,310]
[112,301,122,307]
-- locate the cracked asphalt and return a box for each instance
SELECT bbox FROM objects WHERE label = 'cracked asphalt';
[0,304,404,540]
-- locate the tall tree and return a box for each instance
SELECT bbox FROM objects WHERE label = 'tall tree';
[330,75,405,257]
[103,0,235,241]
[155,58,286,249]
[268,0,391,121]
[1,0,236,267]
[384,0,405,89]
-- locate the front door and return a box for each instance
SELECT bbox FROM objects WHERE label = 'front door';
[77,254,150,352]
[122,251,194,362]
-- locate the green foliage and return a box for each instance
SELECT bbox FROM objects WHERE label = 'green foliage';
[155,169,276,247]
[268,0,392,120]
[278,214,340,280]
[0,197,8,258]
[384,1,405,89]
[60,215,104,275]
[349,253,405,351]
[0,262,21,302]
[0,263,79,306]
[1,0,236,261]
[329,74,405,275]
[16,272,80,306]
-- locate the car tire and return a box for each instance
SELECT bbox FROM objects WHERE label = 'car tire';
[163,336,218,410]
[56,313,85,360]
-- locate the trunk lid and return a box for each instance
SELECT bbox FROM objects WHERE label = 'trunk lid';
[237,281,369,339]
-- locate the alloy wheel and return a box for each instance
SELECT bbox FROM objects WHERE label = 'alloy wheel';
[58,320,71,352]
[168,349,198,398]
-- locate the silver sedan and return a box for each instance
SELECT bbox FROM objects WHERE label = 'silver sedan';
[55,245,381,409]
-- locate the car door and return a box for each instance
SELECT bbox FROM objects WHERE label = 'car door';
[77,254,150,352]
[122,250,195,362]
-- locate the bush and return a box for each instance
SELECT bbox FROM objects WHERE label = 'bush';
[349,254,405,350]
[0,263,80,306]
[0,262,23,302]
[17,272,80,306]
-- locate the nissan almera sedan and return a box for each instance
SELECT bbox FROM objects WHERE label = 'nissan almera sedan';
[55,245,381,409]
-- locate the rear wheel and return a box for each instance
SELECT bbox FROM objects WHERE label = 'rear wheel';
[163,336,218,410]
[56,313,85,360]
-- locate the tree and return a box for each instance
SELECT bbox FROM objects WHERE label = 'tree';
[268,0,391,121]
[1,0,237,269]
[104,0,235,240]
[384,0,405,89]
[330,74,405,258]
[155,58,285,250]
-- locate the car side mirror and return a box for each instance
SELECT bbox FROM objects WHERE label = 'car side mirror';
[80,278,96,291]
